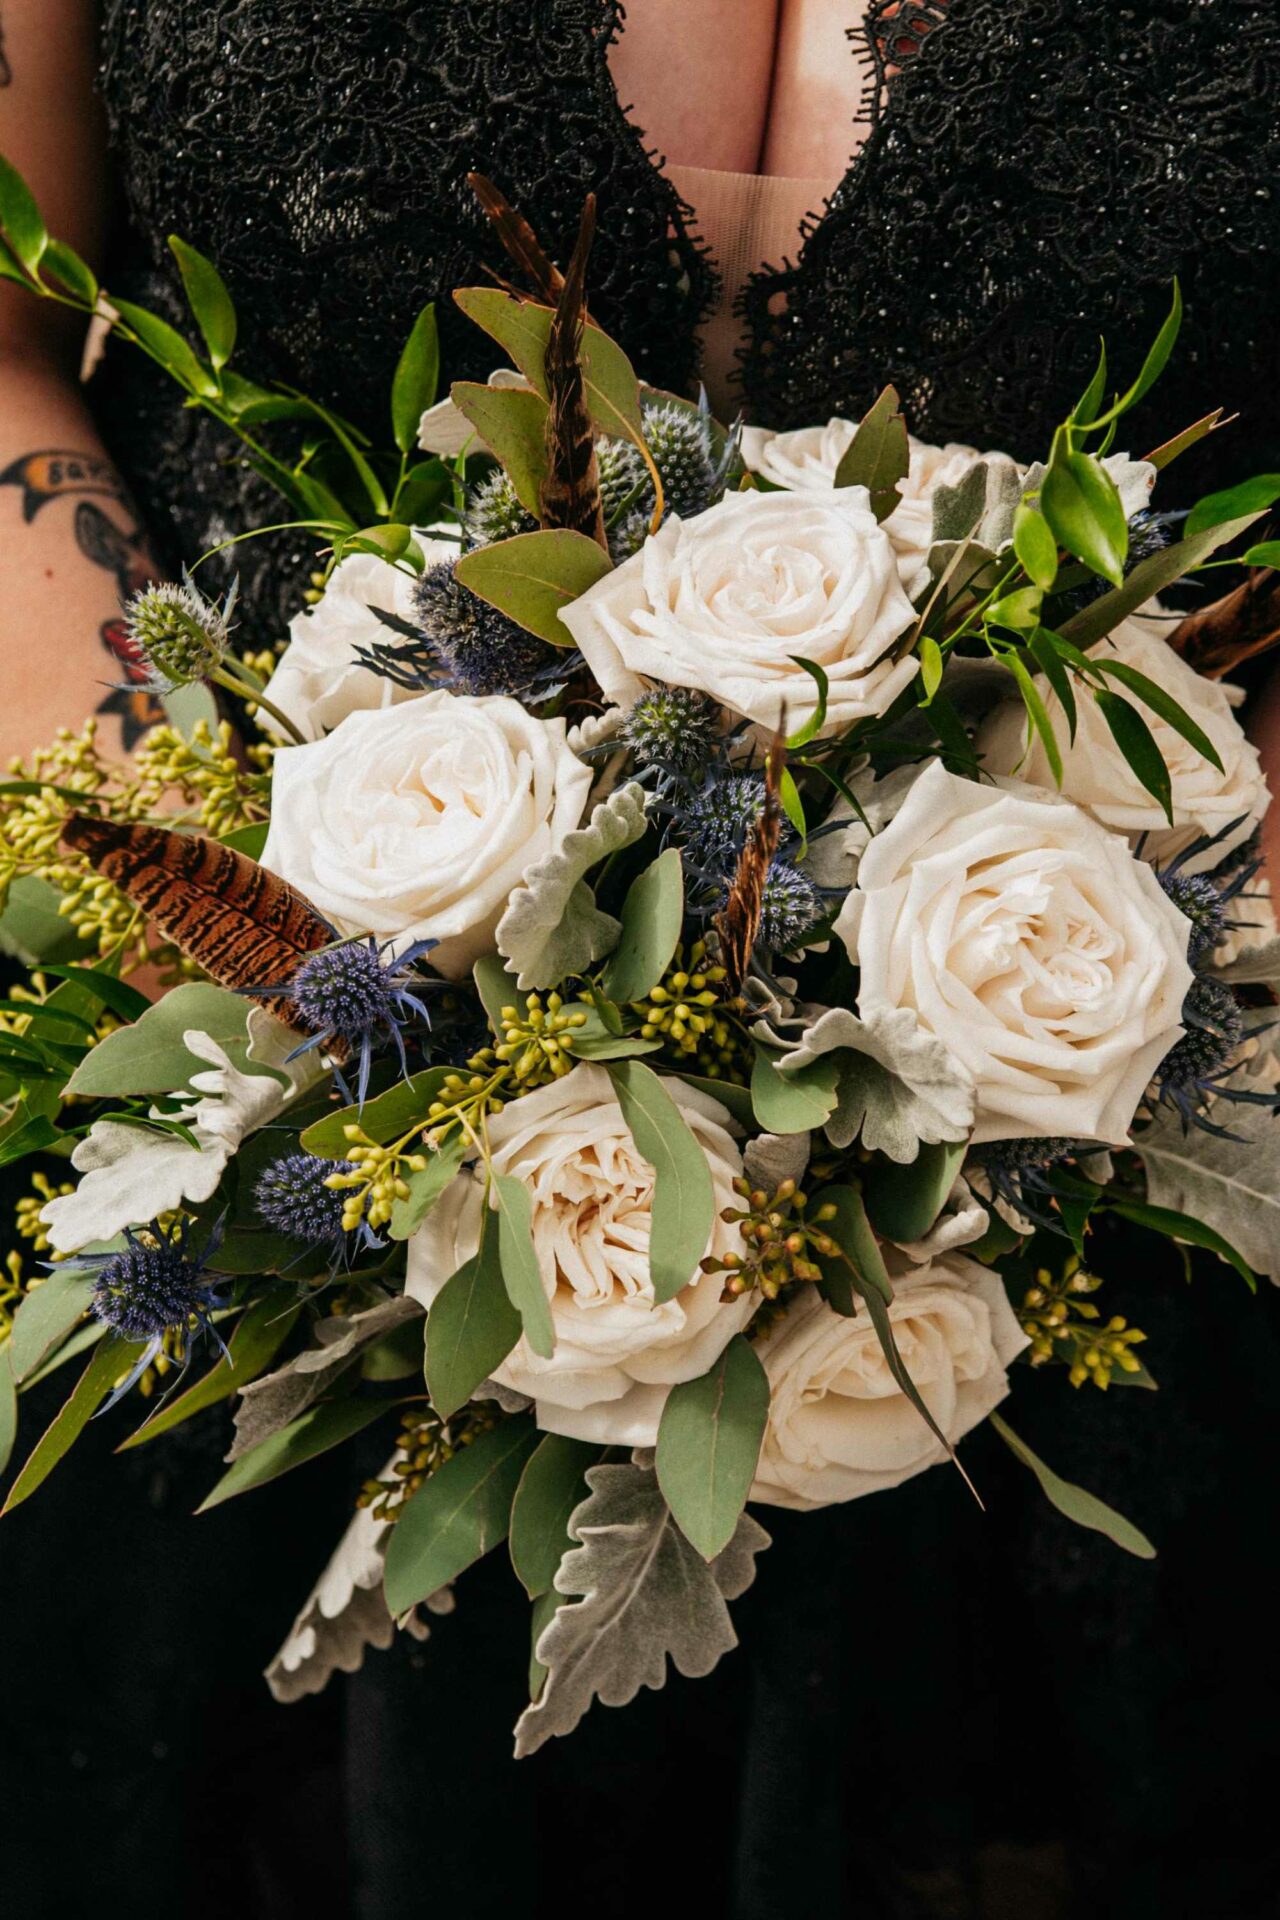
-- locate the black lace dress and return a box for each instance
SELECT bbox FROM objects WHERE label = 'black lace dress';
[4,4,1280,1915]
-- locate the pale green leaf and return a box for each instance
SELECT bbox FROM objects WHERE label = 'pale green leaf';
[493,1174,555,1358]
[455,528,612,647]
[607,1059,715,1304]
[424,1221,522,1420]
[197,1394,393,1511]
[510,1433,601,1597]
[751,1043,839,1135]
[601,849,684,1005]
[989,1413,1156,1558]
[383,1414,539,1614]
[389,1132,468,1240]
[655,1335,770,1561]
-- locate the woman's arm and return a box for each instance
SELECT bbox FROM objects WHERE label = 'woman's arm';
[0,0,162,767]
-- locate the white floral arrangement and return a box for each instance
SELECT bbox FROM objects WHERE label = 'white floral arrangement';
[3,173,1280,1753]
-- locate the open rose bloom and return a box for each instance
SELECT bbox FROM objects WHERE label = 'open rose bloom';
[8,231,1278,1757]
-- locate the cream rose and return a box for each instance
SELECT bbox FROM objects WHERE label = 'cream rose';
[750,1257,1027,1509]
[741,416,992,597]
[261,690,592,978]
[835,759,1194,1144]
[557,487,919,738]
[260,534,453,741]
[406,1065,754,1444]
[978,611,1270,873]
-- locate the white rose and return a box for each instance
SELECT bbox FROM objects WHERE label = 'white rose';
[978,611,1270,873]
[558,487,919,738]
[260,690,592,978]
[741,415,993,596]
[261,534,455,742]
[406,1065,754,1444]
[750,1258,1027,1509]
[835,759,1194,1144]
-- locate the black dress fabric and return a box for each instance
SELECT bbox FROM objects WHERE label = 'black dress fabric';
[4,4,1280,1915]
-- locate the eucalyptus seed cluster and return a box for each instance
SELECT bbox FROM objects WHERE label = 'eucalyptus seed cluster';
[484,991,590,1084]
[702,1176,840,1302]
[326,1130,431,1234]
[358,1403,501,1522]
[15,1171,73,1260]
[1018,1255,1147,1389]
[631,940,750,1079]
[136,718,271,838]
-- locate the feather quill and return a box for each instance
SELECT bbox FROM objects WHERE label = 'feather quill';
[714,723,787,994]
[538,193,607,547]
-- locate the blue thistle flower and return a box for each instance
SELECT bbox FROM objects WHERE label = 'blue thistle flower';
[119,573,236,692]
[641,400,717,518]
[285,935,439,1108]
[255,1152,353,1246]
[411,562,554,696]
[1159,868,1230,964]
[680,770,770,871]
[465,468,536,547]
[621,687,721,780]
[1149,972,1267,1133]
[973,1137,1097,1235]
[65,1215,229,1410]
[758,858,825,951]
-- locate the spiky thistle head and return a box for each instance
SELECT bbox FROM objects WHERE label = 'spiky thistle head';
[1158,867,1229,964]
[120,575,235,689]
[279,935,440,1109]
[641,401,716,518]
[1154,972,1246,1114]
[681,770,771,872]
[90,1223,217,1344]
[411,561,553,696]
[621,687,721,778]
[973,1136,1096,1235]
[255,1152,354,1247]
[757,858,824,952]
[465,468,536,548]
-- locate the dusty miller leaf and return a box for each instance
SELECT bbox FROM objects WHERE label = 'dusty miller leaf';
[496,783,648,989]
[1132,1101,1280,1284]
[513,1461,769,1756]
[779,1006,974,1163]
[929,455,1025,552]
[1212,937,1280,988]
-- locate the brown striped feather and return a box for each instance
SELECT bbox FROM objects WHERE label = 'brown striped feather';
[539,194,607,548]
[60,814,332,1023]
[714,723,787,994]
[467,173,565,307]
[1168,563,1280,679]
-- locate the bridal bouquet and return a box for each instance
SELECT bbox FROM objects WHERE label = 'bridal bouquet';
[3,170,1280,1751]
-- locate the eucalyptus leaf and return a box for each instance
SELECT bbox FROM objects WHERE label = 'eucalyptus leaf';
[2,1333,145,1513]
[607,1060,715,1304]
[453,288,645,443]
[0,1351,16,1478]
[455,529,612,647]
[600,849,684,1005]
[63,984,262,1098]
[751,1043,839,1135]
[451,381,547,516]
[6,1267,93,1384]
[655,1335,770,1561]
[510,1433,602,1597]
[493,1174,555,1358]
[0,875,90,967]
[383,1414,539,1614]
[832,385,908,520]
[989,1413,1155,1558]
[473,954,523,1036]
[424,1220,522,1421]
[497,783,648,990]
[197,1394,394,1511]
[514,1461,769,1755]
[864,1139,969,1245]
[300,1067,452,1157]
[389,1132,469,1240]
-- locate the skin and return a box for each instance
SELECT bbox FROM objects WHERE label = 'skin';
[2,0,1278,870]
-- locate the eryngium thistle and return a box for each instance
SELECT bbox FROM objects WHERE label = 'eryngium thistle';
[1158,867,1229,964]
[621,687,721,777]
[412,561,553,695]
[1155,972,1245,1103]
[255,1152,353,1246]
[121,575,234,689]
[291,939,402,1044]
[91,1226,214,1343]
[466,468,536,548]
[681,770,770,871]
[758,858,824,951]
[641,400,716,518]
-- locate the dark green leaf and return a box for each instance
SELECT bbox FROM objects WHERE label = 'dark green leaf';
[391,303,441,454]
[450,380,547,516]
[600,849,684,1005]
[0,1111,62,1170]
[3,1334,144,1513]
[197,1394,394,1511]
[7,1267,93,1384]
[36,966,151,1023]
[989,1413,1155,1558]
[424,1219,521,1420]
[509,1433,601,1596]
[117,1290,300,1448]
[492,1174,555,1358]
[1185,473,1280,539]
[390,1131,468,1240]
[168,235,237,369]
[750,1044,839,1135]
[0,1350,16,1478]
[863,1140,968,1245]
[655,1334,769,1561]
[673,1073,756,1131]
[1105,1198,1256,1289]
[64,982,256,1098]
[1092,659,1223,773]
[1093,690,1173,822]
[454,529,612,647]
[112,296,217,398]
[607,1059,715,1304]
[383,1413,539,1614]
[0,154,47,270]
[300,1067,452,1157]
[41,240,98,305]
[832,384,909,520]
[1041,448,1128,586]
[1028,628,1078,743]
[1004,649,1064,787]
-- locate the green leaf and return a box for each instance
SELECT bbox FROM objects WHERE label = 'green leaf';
[450,381,547,516]
[117,1291,301,1449]
[673,1073,756,1131]
[1027,628,1079,743]
[36,965,151,1024]
[1071,340,1108,428]
[383,1413,539,1615]
[3,1333,145,1513]
[778,767,807,848]
[1185,473,1280,540]
[1242,541,1280,569]
[473,953,523,1036]
[41,240,98,306]
[424,1221,522,1420]
[1041,448,1128,586]
[607,1059,715,1304]
[168,235,237,369]
[509,1433,601,1597]
[63,982,259,1097]
[918,635,944,704]
[300,1066,452,1157]
[832,384,909,520]
[1105,1197,1256,1290]
[812,1183,892,1316]
[492,1174,555,1358]
[0,234,31,285]
[1004,649,1064,787]
[0,875,83,967]
[1092,660,1223,773]
[453,288,644,444]
[1145,408,1226,472]
[1077,281,1182,431]
[0,154,47,270]
[112,296,217,398]
[391,302,440,454]
[1093,690,1172,822]
[454,529,612,647]
[601,849,684,1005]
[0,1111,62,1170]
[785,656,831,746]
[196,1394,393,1511]
[863,1139,968,1245]
[986,586,1044,632]
[751,1044,839,1135]
[655,1334,769,1562]
[0,1350,16,1478]
[989,1413,1155,1558]
[1059,510,1267,649]
[389,1131,468,1240]
[7,1268,93,1384]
